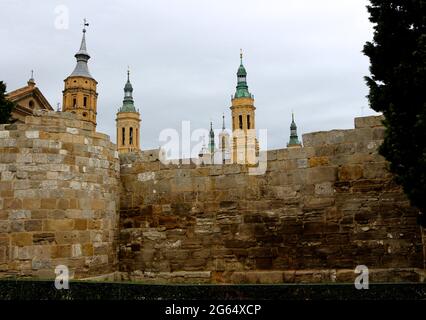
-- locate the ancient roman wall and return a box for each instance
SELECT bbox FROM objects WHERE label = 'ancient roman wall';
[119,115,425,283]
[0,111,120,279]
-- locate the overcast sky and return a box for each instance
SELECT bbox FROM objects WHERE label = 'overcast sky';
[0,0,380,155]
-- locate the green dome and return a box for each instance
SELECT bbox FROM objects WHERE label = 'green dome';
[119,70,137,113]
[124,80,133,92]
[237,64,247,77]
[234,51,252,99]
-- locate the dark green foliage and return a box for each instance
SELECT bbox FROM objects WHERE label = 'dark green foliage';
[363,1,426,224]
[0,81,14,124]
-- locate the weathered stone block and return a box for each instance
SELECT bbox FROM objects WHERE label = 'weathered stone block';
[11,233,33,246]
[9,210,30,220]
[33,233,55,244]
[306,166,337,183]
[25,220,42,231]
[44,219,74,231]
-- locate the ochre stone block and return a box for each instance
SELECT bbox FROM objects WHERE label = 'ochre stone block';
[22,198,41,210]
[43,219,74,231]
[308,156,329,167]
[51,245,72,258]
[11,233,33,246]
[41,199,56,209]
[91,199,105,210]
[338,165,363,181]
[57,199,69,210]
[4,198,22,210]
[74,219,87,230]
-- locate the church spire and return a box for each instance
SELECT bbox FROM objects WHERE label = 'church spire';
[234,49,252,99]
[287,112,302,147]
[120,68,137,112]
[209,121,215,154]
[70,19,92,78]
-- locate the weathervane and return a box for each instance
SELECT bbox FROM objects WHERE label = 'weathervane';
[82,18,89,33]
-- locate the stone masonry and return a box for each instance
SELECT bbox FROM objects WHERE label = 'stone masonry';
[118,115,425,283]
[0,111,120,278]
[0,113,425,283]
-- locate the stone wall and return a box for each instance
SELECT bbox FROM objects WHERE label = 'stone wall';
[119,115,425,283]
[0,111,120,278]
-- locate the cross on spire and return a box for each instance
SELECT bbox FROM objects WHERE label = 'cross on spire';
[240,48,243,64]
[82,18,89,33]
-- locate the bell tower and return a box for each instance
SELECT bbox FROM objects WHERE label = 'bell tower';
[230,50,258,164]
[116,69,141,154]
[62,19,98,128]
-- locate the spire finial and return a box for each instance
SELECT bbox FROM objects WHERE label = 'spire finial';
[82,18,89,33]
[28,69,35,86]
[127,65,130,81]
[240,48,243,64]
[222,113,225,130]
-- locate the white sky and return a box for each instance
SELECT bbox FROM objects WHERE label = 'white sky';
[0,0,380,155]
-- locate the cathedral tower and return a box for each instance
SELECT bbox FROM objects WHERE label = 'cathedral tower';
[116,69,141,154]
[230,50,258,163]
[62,20,98,127]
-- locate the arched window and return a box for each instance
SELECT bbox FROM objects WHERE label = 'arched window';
[122,127,125,146]
[239,115,243,129]
[83,97,87,107]
[129,127,133,145]
[29,100,34,108]
[73,98,77,107]
[247,115,251,129]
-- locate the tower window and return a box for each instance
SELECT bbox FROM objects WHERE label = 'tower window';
[239,115,243,129]
[83,97,87,107]
[129,127,133,145]
[73,98,77,107]
[29,100,34,108]
[247,115,251,129]
[122,127,125,145]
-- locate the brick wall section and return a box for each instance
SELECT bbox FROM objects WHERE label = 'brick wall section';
[0,111,120,278]
[119,115,424,283]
